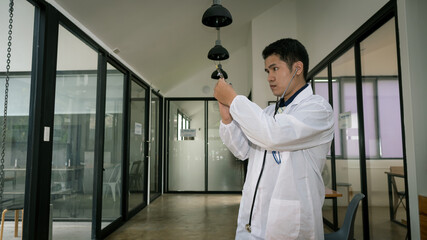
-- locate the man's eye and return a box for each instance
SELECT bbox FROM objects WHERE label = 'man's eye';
[273,67,279,71]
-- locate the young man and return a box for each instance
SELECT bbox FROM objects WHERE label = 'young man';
[214,38,334,239]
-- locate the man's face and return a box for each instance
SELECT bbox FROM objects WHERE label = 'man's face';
[264,54,293,97]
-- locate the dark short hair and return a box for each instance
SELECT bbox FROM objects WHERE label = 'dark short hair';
[262,38,309,81]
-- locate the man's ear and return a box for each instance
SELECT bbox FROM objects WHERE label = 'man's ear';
[294,61,303,75]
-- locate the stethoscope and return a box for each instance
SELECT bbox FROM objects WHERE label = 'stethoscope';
[245,67,298,233]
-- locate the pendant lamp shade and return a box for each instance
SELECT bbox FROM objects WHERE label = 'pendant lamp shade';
[202,3,233,28]
[208,43,229,61]
[211,65,228,79]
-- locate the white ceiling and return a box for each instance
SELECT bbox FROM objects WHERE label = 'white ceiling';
[50,0,283,94]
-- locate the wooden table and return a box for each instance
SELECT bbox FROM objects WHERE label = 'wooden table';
[325,187,343,198]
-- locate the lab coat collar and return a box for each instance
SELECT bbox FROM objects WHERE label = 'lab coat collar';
[279,83,309,107]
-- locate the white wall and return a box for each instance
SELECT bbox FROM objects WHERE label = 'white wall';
[297,0,389,68]
[0,0,34,72]
[397,0,427,238]
[250,0,297,108]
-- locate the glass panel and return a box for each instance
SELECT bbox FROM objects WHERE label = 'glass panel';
[377,79,403,157]
[101,63,124,229]
[360,17,406,239]
[207,101,245,191]
[330,47,363,236]
[168,101,205,191]
[150,93,161,199]
[0,1,34,232]
[51,25,98,239]
[128,80,147,211]
[313,67,335,226]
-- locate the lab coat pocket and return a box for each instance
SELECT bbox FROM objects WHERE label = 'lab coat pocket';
[265,199,300,240]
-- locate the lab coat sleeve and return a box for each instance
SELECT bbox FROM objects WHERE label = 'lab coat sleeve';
[229,95,334,152]
[219,120,251,160]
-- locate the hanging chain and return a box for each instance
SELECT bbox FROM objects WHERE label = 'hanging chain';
[0,0,14,202]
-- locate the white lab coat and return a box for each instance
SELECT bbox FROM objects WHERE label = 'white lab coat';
[219,85,334,240]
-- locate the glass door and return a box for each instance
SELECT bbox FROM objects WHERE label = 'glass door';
[149,92,161,200]
[51,25,98,239]
[128,80,148,211]
[167,99,245,192]
[167,100,205,191]
[101,63,125,229]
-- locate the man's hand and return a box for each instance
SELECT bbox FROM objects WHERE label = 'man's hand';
[218,102,232,124]
[214,78,237,107]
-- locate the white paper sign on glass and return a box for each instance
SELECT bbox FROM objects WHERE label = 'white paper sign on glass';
[339,112,352,129]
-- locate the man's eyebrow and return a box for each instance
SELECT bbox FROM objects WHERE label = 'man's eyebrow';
[265,63,277,72]
[268,63,277,69]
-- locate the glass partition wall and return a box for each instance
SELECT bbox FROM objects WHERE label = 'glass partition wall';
[309,11,407,240]
[331,48,363,237]
[2,1,162,238]
[360,17,406,239]
[128,80,148,211]
[0,1,34,237]
[50,25,152,238]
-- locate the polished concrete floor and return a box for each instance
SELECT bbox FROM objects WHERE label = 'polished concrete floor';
[107,194,408,240]
[106,194,241,240]
[0,194,408,239]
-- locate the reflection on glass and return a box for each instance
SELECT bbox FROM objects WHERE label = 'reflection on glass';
[150,93,161,200]
[0,1,34,227]
[128,80,146,211]
[168,101,205,191]
[207,101,244,191]
[361,17,406,239]
[51,25,98,239]
[101,64,124,229]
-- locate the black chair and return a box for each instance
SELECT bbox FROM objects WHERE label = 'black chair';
[129,161,143,192]
[325,193,365,240]
[389,166,406,221]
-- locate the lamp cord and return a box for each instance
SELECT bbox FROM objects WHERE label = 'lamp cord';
[0,0,14,203]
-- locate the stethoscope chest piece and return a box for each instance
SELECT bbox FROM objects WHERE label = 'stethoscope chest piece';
[245,224,252,233]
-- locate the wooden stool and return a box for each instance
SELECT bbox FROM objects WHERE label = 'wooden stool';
[337,182,353,204]
[0,206,23,240]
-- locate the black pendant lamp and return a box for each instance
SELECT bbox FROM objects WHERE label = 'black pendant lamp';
[202,0,233,28]
[207,28,229,61]
[208,40,229,61]
[211,64,228,79]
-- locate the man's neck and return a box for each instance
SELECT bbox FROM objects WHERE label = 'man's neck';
[283,80,307,102]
